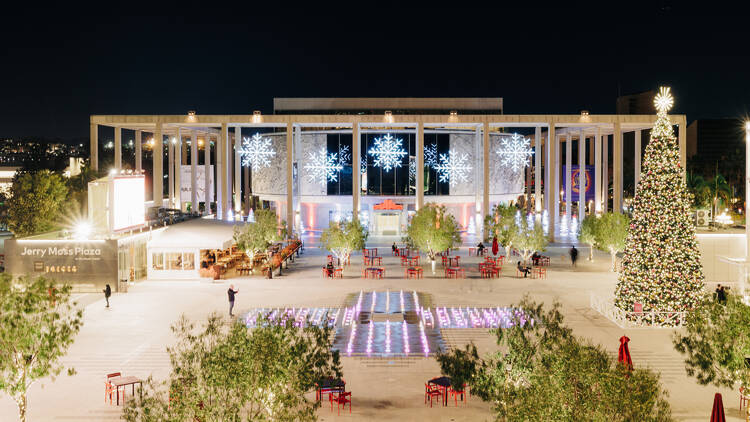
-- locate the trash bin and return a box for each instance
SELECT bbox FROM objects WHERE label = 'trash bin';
[118,279,128,293]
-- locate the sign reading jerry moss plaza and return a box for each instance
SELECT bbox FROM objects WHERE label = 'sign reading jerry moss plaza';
[4,239,118,292]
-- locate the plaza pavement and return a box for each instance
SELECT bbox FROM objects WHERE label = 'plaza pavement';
[0,239,742,421]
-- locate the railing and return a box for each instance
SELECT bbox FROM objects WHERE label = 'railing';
[589,293,687,329]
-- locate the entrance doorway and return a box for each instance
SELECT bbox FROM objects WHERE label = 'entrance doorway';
[375,213,400,235]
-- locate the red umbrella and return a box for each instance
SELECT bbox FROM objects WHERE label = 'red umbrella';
[710,393,726,422]
[618,336,633,371]
[492,236,499,256]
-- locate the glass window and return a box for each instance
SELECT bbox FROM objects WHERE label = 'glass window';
[167,252,182,270]
[363,133,415,196]
[182,252,195,270]
[152,253,164,270]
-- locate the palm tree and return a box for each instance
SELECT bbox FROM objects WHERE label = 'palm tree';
[686,172,710,208]
[708,172,731,221]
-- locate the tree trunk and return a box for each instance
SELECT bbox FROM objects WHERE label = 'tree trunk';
[16,393,26,422]
[431,259,436,275]
[610,249,617,272]
[588,245,594,262]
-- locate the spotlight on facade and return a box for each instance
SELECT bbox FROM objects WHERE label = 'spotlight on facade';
[746,120,750,130]
[73,221,92,240]
[109,168,117,176]
[171,137,177,145]
[580,110,590,117]
[187,110,197,122]
[450,110,458,117]
[252,111,262,123]
[384,110,394,123]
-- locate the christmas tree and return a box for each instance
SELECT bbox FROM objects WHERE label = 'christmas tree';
[614,87,704,322]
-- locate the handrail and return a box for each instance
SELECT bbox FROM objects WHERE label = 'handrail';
[590,293,687,328]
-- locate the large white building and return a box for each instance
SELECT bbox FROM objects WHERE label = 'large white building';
[90,98,687,240]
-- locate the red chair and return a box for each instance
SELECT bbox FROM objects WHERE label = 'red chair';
[425,383,442,407]
[105,372,124,404]
[449,384,467,406]
[740,387,749,415]
[330,391,352,415]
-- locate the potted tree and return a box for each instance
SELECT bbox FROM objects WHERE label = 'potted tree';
[320,219,368,271]
[233,209,281,275]
[405,204,460,274]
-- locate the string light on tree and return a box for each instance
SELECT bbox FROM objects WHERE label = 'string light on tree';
[434,150,473,186]
[368,134,407,172]
[496,133,533,172]
[304,147,343,186]
[239,133,276,169]
[614,86,704,324]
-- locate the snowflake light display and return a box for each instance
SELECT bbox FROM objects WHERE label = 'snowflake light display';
[496,133,533,172]
[368,134,407,172]
[360,157,367,174]
[338,145,351,165]
[239,133,276,169]
[424,143,438,168]
[434,150,472,186]
[304,147,343,186]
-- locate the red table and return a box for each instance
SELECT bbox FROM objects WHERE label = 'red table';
[533,266,547,279]
[401,255,420,267]
[365,256,382,266]
[109,376,142,405]
[480,266,499,278]
[446,256,460,267]
[365,267,384,279]
[446,267,465,279]
[406,267,423,279]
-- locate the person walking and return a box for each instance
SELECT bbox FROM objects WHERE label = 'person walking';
[103,284,111,308]
[228,284,239,316]
[569,246,579,268]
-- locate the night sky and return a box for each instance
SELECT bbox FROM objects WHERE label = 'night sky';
[2,1,749,139]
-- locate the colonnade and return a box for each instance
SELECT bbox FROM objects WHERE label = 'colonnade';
[90,113,686,241]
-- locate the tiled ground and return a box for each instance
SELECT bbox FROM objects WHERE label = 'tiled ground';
[0,240,741,421]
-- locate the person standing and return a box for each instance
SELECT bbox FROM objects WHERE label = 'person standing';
[103,284,111,308]
[569,246,579,268]
[228,284,239,316]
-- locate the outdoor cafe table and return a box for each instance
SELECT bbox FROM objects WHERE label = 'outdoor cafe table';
[446,256,460,267]
[446,267,465,279]
[316,378,345,401]
[110,376,143,405]
[365,256,382,266]
[428,376,452,406]
[401,255,420,266]
[365,267,384,279]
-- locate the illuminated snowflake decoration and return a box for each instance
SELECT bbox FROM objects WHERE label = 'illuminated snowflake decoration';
[409,157,416,181]
[368,134,407,172]
[239,133,276,169]
[434,150,472,186]
[654,86,673,115]
[338,145,351,165]
[496,133,533,172]
[304,147,343,186]
[360,157,367,174]
[424,143,438,168]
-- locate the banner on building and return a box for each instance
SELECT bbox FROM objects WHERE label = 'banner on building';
[180,165,214,203]
[562,165,595,202]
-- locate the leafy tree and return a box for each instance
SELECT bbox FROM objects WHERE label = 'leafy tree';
[436,297,673,422]
[511,218,547,265]
[708,173,731,222]
[594,212,630,272]
[405,204,460,265]
[122,313,342,422]
[484,203,517,251]
[578,214,598,261]
[233,209,281,270]
[2,170,68,236]
[0,274,83,422]
[686,172,710,209]
[673,292,750,389]
[319,219,368,265]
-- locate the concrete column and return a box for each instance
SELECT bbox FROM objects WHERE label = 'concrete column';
[613,122,623,213]
[588,135,595,165]
[204,134,211,215]
[554,134,561,223]
[135,130,142,172]
[174,128,182,211]
[225,126,232,218]
[416,122,424,210]
[90,122,98,172]
[286,123,294,235]
[525,153,532,213]
[114,126,122,170]
[546,125,557,241]
[167,134,174,208]
[534,126,542,213]
[634,129,642,191]
[565,132,572,217]
[578,129,585,217]
[594,128,602,214]
[218,124,227,218]
[234,127,242,213]
[482,122,490,220]
[474,125,482,237]
[352,123,360,217]
[153,123,163,207]
[603,133,609,213]
[191,131,198,213]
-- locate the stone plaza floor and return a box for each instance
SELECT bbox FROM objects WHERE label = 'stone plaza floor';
[0,240,742,421]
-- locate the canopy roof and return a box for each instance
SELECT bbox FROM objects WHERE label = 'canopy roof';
[148,218,236,250]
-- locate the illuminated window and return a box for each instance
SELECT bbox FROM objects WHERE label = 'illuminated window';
[152,253,164,270]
